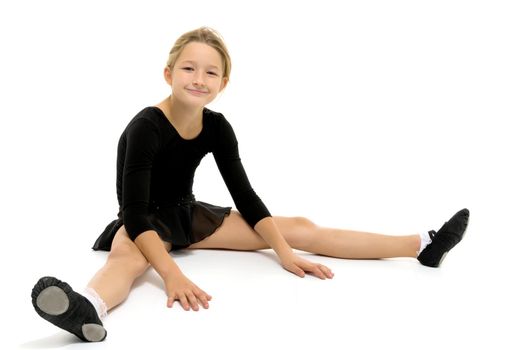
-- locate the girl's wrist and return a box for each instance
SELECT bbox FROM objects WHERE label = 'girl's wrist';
[158,261,183,280]
[275,246,295,261]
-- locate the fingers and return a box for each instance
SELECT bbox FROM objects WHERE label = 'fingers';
[319,264,334,279]
[300,261,334,280]
[310,264,334,279]
[179,293,191,311]
[187,293,199,311]
[196,290,212,309]
[309,264,327,280]
[284,258,334,280]
[167,295,175,308]
[287,264,306,278]
[167,288,212,311]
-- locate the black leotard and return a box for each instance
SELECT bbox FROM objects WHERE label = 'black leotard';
[116,106,271,241]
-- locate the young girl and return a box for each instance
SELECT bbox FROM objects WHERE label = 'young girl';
[31,27,470,342]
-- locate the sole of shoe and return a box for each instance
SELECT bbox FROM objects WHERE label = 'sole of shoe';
[82,324,107,342]
[36,286,69,315]
[35,285,106,342]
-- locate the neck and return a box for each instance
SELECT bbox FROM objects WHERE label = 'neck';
[164,95,204,124]
[156,96,205,139]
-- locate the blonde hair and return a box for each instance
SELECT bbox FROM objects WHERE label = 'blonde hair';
[166,27,231,79]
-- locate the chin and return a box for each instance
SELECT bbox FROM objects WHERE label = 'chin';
[174,94,211,108]
[187,95,211,105]
[191,96,216,106]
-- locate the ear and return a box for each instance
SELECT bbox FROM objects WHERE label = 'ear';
[219,77,229,92]
[163,66,173,86]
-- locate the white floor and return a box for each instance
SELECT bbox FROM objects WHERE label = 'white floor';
[11,201,525,349]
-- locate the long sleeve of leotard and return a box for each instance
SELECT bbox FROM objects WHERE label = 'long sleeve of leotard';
[121,118,160,241]
[213,115,271,228]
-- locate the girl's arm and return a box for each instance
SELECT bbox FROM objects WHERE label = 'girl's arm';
[134,230,181,279]
[254,217,294,257]
[121,114,212,309]
[254,217,333,279]
[213,113,332,279]
[134,230,212,310]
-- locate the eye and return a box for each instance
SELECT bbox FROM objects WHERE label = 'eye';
[207,71,218,76]
[181,67,194,71]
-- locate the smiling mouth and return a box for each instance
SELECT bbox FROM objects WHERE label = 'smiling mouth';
[186,89,208,95]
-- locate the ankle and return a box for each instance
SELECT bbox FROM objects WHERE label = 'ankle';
[82,287,108,319]
[412,234,421,257]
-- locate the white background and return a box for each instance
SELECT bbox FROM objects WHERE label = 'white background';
[2,0,524,349]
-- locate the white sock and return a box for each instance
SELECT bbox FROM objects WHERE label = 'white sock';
[81,287,108,320]
[418,231,432,255]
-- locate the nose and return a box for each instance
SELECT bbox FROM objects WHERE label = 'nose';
[192,80,204,88]
[192,71,206,87]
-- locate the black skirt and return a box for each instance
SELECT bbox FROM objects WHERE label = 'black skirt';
[92,194,231,251]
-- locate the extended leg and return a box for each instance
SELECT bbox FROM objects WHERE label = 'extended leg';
[298,225,420,259]
[32,226,171,342]
[188,211,420,259]
[86,225,171,310]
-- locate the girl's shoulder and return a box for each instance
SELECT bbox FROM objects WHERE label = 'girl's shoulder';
[125,106,173,135]
[203,106,225,121]
[131,106,165,126]
[203,107,232,131]
[121,107,166,143]
[203,108,237,148]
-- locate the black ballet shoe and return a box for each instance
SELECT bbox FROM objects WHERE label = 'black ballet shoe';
[31,276,107,342]
[417,208,470,267]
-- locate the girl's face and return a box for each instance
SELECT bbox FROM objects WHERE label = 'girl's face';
[165,42,228,109]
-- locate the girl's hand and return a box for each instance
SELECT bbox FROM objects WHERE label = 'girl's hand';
[280,253,334,280]
[163,271,212,311]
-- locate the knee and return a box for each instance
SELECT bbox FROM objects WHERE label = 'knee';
[293,216,317,231]
[286,216,318,250]
[108,243,149,276]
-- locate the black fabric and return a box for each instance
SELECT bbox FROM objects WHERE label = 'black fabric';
[100,106,270,243]
[417,208,470,267]
[93,196,231,251]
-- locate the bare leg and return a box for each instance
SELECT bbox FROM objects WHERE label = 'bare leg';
[30,226,172,342]
[304,227,420,259]
[86,225,171,311]
[189,211,421,259]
